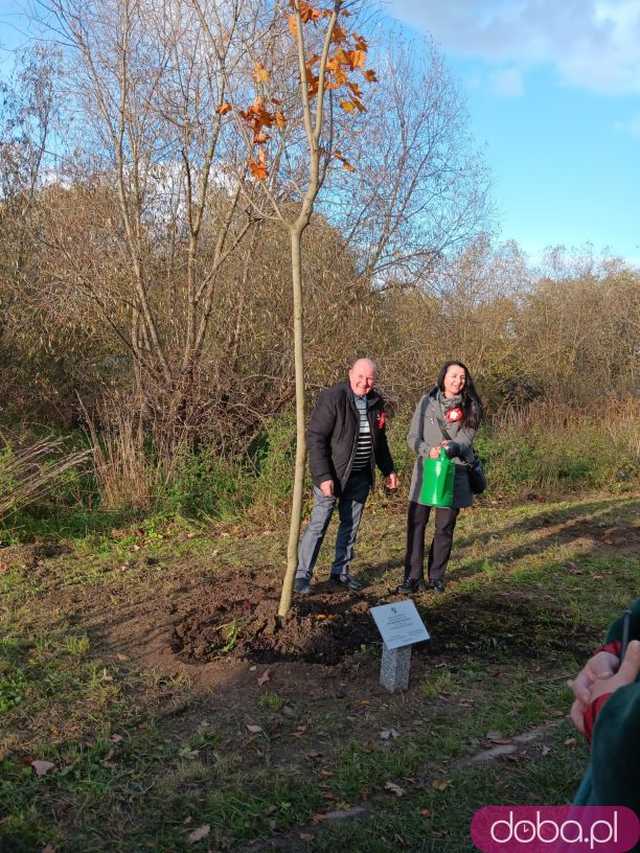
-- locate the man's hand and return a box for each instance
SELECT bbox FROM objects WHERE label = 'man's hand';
[319,479,334,497]
[385,472,398,491]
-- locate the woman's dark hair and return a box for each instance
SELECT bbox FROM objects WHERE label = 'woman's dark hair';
[436,360,484,430]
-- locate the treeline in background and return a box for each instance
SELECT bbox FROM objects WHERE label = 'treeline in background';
[1,1,639,535]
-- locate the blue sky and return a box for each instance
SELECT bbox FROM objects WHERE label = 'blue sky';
[385,0,640,266]
[2,0,639,266]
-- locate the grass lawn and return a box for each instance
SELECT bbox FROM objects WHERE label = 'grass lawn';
[1,490,639,851]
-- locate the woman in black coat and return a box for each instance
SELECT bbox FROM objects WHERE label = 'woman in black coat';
[398,361,483,594]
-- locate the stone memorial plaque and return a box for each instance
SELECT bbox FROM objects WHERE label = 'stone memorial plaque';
[370,600,430,650]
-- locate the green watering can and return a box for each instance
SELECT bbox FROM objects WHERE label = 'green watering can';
[419,448,454,508]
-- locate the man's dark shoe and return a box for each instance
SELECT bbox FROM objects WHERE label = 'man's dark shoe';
[330,573,363,591]
[428,579,446,594]
[396,578,423,595]
[294,577,311,595]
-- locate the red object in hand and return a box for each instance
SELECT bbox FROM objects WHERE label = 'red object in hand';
[445,406,463,423]
[375,411,386,429]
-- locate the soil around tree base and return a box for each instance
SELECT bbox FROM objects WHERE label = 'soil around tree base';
[169,570,596,667]
[170,571,384,665]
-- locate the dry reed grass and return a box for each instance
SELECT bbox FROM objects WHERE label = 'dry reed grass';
[0,436,91,520]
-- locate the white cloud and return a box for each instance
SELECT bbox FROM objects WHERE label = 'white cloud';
[386,0,640,95]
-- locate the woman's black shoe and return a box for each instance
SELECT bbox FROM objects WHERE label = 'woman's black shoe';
[397,579,422,595]
[428,579,446,594]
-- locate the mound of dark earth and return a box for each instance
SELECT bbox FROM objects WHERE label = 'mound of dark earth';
[170,572,383,665]
[169,570,597,668]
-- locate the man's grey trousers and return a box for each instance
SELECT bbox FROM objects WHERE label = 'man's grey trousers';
[296,469,371,580]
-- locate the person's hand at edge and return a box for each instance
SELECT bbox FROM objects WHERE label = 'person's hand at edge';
[385,472,398,490]
[589,639,640,704]
[319,480,334,497]
[569,650,619,734]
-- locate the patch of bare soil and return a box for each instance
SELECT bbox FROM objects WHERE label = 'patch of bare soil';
[171,572,383,665]
[169,571,597,669]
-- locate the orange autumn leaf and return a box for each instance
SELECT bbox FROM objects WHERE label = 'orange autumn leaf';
[364,69,378,83]
[352,96,366,113]
[347,81,363,98]
[253,63,270,83]
[332,48,349,66]
[348,49,367,70]
[297,1,322,24]
[253,131,270,144]
[249,149,268,180]
[216,102,232,115]
[288,14,298,36]
[239,97,275,132]
[275,111,287,130]
[354,35,368,52]
[339,99,356,112]
[331,24,347,43]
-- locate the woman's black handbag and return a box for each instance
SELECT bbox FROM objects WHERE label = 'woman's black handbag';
[467,455,487,495]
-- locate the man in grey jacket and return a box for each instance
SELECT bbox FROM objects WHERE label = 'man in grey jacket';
[294,358,398,595]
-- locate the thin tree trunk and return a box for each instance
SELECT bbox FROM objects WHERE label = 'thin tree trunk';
[278,224,307,621]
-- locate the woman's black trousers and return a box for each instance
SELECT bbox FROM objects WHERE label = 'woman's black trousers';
[403,501,459,583]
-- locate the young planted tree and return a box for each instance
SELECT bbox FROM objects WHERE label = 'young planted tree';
[195,0,377,618]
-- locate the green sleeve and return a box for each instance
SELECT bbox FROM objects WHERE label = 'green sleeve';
[588,683,640,808]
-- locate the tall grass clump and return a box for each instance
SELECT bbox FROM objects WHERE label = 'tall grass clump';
[0,435,90,522]
[83,401,159,511]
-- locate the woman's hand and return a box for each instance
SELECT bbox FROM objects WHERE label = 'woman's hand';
[428,446,441,459]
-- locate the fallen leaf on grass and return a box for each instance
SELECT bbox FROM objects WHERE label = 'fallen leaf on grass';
[299,833,314,841]
[312,812,329,823]
[110,734,124,743]
[187,824,210,843]
[432,779,451,791]
[380,728,399,740]
[41,846,56,853]
[257,668,271,686]
[564,737,577,747]
[31,760,55,777]
[541,745,551,756]
[420,808,432,817]
[384,781,405,797]
[246,724,263,734]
